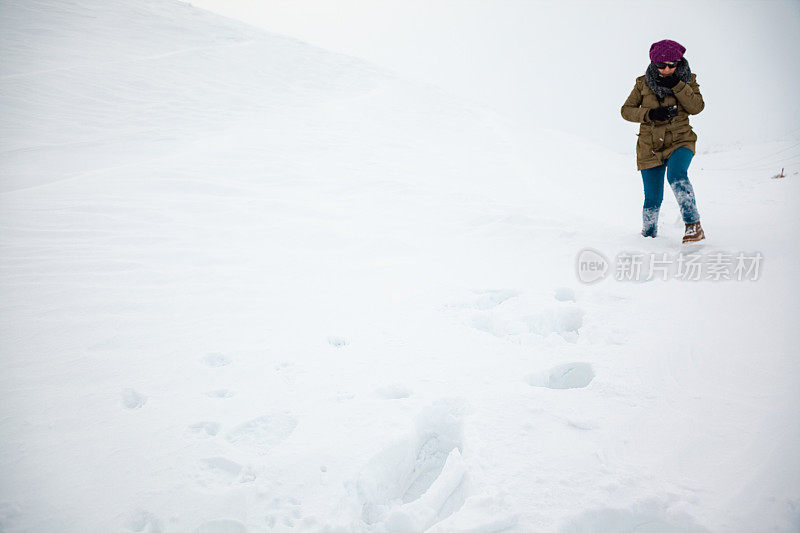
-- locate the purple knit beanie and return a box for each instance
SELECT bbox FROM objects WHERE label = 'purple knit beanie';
[649,39,686,62]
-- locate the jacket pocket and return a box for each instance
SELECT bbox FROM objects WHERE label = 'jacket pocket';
[636,133,657,166]
[637,133,653,150]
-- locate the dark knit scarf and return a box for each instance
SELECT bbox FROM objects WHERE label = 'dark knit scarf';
[645,57,692,99]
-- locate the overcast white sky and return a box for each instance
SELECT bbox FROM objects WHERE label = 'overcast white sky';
[190,0,800,152]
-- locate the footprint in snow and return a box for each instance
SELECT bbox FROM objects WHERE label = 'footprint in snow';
[561,499,710,532]
[469,305,584,342]
[204,389,234,399]
[263,496,304,528]
[448,289,520,311]
[554,286,576,302]
[225,413,298,455]
[187,421,221,438]
[471,289,520,310]
[526,307,584,337]
[336,390,356,402]
[527,362,595,390]
[195,457,255,491]
[125,509,162,533]
[274,361,293,372]
[357,400,470,531]
[121,388,147,409]
[327,335,349,348]
[201,352,230,367]
[375,384,412,400]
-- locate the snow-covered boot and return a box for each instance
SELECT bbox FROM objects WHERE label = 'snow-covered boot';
[641,207,659,237]
[682,221,705,244]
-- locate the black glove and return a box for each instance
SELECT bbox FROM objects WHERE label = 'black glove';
[648,107,672,122]
[656,74,680,89]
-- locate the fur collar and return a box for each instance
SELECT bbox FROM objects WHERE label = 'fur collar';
[645,58,692,99]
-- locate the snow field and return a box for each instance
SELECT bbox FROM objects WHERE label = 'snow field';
[1,0,799,531]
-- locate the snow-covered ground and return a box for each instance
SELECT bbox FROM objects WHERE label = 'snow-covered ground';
[1,1,799,532]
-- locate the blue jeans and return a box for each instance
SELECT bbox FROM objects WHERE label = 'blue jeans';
[640,147,700,236]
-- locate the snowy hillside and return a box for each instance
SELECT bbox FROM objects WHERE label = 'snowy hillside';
[1,0,799,532]
[189,0,800,154]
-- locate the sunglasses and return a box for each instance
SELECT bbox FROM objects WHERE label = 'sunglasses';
[654,61,679,69]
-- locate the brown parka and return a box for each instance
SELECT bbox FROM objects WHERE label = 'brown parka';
[621,74,705,170]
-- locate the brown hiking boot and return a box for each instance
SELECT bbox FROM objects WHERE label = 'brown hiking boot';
[682,221,705,244]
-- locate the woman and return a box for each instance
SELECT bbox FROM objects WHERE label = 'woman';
[621,39,705,243]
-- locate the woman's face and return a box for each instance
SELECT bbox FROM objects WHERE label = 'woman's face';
[656,61,678,76]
